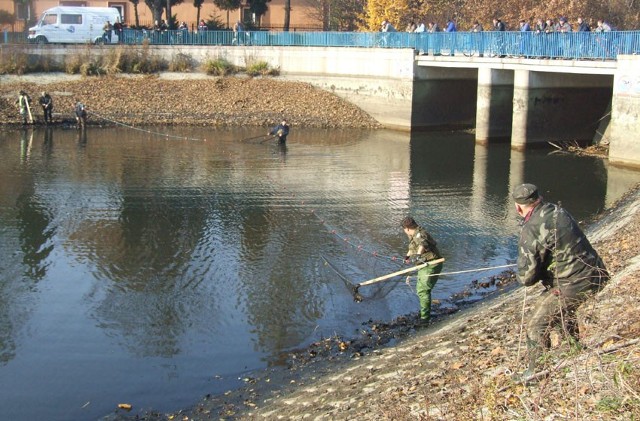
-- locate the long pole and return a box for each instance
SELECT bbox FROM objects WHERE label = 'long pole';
[357,258,445,288]
[25,98,33,124]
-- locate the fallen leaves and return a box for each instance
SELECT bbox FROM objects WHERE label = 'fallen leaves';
[0,75,382,129]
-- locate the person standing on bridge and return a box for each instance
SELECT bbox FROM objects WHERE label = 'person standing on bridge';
[512,183,608,380]
[381,19,396,32]
[595,20,612,32]
[493,18,506,31]
[402,216,444,326]
[233,20,246,45]
[577,17,591,32]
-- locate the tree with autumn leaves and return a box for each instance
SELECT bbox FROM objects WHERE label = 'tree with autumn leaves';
[358,0,640,31]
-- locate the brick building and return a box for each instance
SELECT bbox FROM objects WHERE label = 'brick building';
[0,0,321,32]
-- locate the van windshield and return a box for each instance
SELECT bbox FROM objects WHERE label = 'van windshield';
[40,13,58,26]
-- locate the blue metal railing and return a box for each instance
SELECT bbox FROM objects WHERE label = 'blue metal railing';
[5,29,640,60]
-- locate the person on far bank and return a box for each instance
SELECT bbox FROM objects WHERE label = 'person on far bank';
[233,20,245,45]
[512,183,608,380]
[103,20,113,43]
[39,91,53,125]
[268,119,290,144]
[16,90,32,125]
[402,216,444,326]
[75,101,87,129]
[113,19,124,43]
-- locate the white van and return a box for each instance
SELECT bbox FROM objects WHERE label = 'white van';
[28,7,121,44]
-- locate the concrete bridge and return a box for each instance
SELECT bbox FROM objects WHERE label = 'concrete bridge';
[21,44,640,167]
[209,46,638,167]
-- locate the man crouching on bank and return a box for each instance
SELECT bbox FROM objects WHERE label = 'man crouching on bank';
[512,183,609,380]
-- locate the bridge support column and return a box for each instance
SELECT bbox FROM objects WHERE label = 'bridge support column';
[475,68,513,144]
[511,70,534,150]
[609,56,640,168]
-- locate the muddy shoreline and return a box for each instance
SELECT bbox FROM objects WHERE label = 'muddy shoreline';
[0,73,381,129]
[103,272,520,421]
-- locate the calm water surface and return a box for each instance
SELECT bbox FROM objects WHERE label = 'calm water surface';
[0,127,638,420]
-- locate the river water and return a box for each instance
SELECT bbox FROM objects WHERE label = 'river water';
[0,126,638,420]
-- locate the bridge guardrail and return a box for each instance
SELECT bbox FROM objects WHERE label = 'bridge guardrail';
[4,29,639,61]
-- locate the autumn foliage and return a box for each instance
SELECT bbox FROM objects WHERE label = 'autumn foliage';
[360,0,640,31]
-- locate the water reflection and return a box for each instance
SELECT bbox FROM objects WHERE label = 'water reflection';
[0,126,638,421]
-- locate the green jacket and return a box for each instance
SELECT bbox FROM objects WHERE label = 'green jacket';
[517,202,606,288]
[407,226,442,262]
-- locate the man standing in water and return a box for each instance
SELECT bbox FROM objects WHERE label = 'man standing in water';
[39,92,53,125]
[268,119,290,144]
[74,100,87,129]
[402,216,444,325]
[16,90,32,125]
[512,183,608,380]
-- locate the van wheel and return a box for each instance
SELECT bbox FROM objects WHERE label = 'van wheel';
[35,36,48,45]
[95,38,105,45]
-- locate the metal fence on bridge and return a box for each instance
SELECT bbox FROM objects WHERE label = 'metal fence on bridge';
[4,29,640,60]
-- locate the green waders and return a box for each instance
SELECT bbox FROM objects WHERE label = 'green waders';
[416,261,443,321]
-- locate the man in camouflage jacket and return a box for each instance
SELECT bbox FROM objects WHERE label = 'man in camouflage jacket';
[402,216,444,324]
[513,183,608,377]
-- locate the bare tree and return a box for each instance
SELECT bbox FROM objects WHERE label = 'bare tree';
[283,0,290,31]
[129,0,141,28]
[144,0,184,27]
[302,0,363,31]
[212,0,242,28]
[193,0,205,26]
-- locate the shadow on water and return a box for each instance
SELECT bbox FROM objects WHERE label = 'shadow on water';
[0,126,638,420]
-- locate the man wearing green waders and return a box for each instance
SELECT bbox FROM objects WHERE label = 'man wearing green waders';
[402,216,444,325]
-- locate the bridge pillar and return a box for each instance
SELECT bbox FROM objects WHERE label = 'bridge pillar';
[511,70,612,150]
[609,56,640,168]
[475,68,514,144]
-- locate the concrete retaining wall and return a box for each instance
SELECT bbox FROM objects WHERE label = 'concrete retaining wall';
[609,56,640,168]
[29,44,418,130]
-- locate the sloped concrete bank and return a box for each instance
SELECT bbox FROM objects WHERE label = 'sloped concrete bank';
[104,185,640,420]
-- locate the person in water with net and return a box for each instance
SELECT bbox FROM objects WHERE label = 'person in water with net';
[401,216,444,326]
[268,119,290,144]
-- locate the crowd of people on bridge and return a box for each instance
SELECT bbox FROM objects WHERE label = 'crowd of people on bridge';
[378,15,621,58]
[387,16,614,34]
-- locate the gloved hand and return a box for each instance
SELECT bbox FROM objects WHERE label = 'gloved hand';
[405,255,424,264]
[415,255,427,264]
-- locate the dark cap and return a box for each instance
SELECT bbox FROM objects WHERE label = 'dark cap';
[512,183,539,204]
[401,216,418,229]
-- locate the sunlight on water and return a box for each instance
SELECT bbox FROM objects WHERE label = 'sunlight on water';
[0,126,638,420]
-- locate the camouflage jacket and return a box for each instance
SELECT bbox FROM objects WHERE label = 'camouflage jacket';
[407,226,442,262]
[517,202,605,288]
